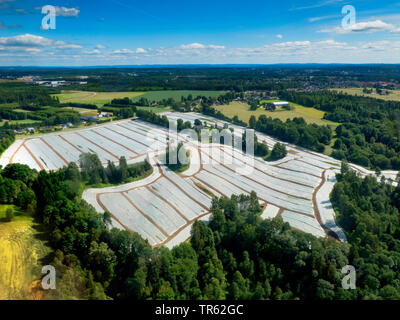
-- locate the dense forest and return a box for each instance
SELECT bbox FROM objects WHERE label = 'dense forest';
[3,65,400,92]
[281,90,400,170]
[1,158,400,299]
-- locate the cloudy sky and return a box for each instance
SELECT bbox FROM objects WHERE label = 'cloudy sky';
[1,0,400,65]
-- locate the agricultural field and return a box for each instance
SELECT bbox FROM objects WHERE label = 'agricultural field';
[215,101,339,127]
[136,106,171,113]
[53,91,144,106]
[61,106,98,116]
[3,111,396,248]
[0,207,52,300]
[0,119,41,127]
[54,90,224,107]
[131,90,223,102]
[330,87,400,101]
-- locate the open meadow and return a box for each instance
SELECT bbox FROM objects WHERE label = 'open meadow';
[215,101,339,127]
[330,88,400,101]
[54,90,224,107]
[0,206,52,300]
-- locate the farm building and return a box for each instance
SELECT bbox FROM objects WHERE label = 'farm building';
[265,101,290,111]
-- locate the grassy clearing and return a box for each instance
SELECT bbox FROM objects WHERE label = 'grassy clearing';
[132,90,223,102]
[55,90,224,108]
[61,106,98,116]
[53,91,144,106]
[0,206,52,300]
[330,88,400,101]
[0,119,41,127]
[0,103,19,109]
[215,101,339,127]
[136,106,171,113]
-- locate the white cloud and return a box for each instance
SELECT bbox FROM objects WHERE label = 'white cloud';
[55,6,79,17]
[272,41,311,48]
[83,49,101,54]
[319,19,396,34]
[112,48,135,54]
[35,6,79,17]
[276,34,283,39]
[96,44,106,49]
[0,34,82,50]
[180,43,206,49]
[4,36,400,65]
[208,45,225,49]
[180,43,225,50]
[309,14,338,23]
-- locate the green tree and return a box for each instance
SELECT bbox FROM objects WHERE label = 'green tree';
[5,207,14,221]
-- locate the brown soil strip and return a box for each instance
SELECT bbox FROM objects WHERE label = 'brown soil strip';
[58,135,84,153]
[274,157,296,167]
[275,164,321,179]
[193,175,231,199]
[90,129,138,155]
[75,132,119,160]
[202,167,252,196]
[194,181,216,197]
[23,143,45,171]
[297,158,326,170]
[218,147,315,188]
[106,125,153,148]
[118,123,163,142]
[96,194,140,234]
[145,186,190,223]
[204,151,311,201]
[39,138,69,166]
[97,165,163,197]
[9,140,26,164]
[312,169,340,241]
[120,192,169,238]
[153,211,211,248]
[200,166,315,219]
[159,164,209,211]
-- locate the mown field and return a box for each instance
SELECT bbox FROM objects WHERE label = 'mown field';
[0,119,41,127]
[61,106,98,116]
[0,205,52,300]
[54,90,224,107]
[215,101,339,127]
[330,88,400,101]
[131,90,223,102]
[53,91,144,106]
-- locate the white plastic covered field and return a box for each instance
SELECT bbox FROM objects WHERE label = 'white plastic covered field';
[4,112,397,247]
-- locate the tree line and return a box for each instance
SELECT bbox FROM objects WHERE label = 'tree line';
[280,90,400,170]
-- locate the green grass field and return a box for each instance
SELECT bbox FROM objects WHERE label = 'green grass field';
[0,119,41,127]
[131,90,223,102]
[0,205,53,300]
[330,88,400,101]
[215,101,339,127]
[53,91,144,107]
[55,90,224,107]
[61,106,98,116]
[0,103,19,109]
[136,106,171,113]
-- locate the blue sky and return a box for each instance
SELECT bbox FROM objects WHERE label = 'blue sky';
[1,0,400,65]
